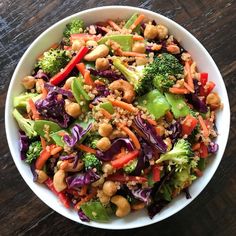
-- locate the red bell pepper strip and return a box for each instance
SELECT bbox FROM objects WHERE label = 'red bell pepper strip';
[70,33,101,42]
[199,72,208,86]
[107,173,148,183]
[200,81,216,96]
[50,46,89,85]
[199,142,208,158]
[152,165,161,182]
[111,150,139,169]
[181,115,198,136]
[44,178,70,208]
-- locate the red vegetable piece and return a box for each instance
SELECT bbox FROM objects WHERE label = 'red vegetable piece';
[107,173,147,183]
[152,165,161,182]
[181,115,198,136]
[199,142,208,158]
[199,73,208,86]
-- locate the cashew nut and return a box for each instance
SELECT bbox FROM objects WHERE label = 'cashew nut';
[35,169,48,183]
[206,92,221,110]
[97,189,110,205]
[109,79,135,103]
[84,44,109,61]
[111,195,131,217]
[53,169,67,192]
[95,58,110,71]
[102,181,117,197]
[22,76,36,89]
[60,159,84,172]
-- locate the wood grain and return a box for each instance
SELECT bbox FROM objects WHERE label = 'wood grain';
[0,0,235,235]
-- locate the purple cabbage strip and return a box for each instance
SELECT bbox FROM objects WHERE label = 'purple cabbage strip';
[30,162,38,182]
[131,188,152,204]
[88,68,126,81]
[96,138,134,161]
[34,69,49,80]
[91,84,110,105]
[66,169,100,190]
[19,131,29,160]
[208,142,219,153]
[168,121,182,143]
[35,91,70,128]
[185,93,208,113]
[63,123,92,147]
[78,210,90,222]
[60,155,76,161]
[44,83,74,98]
[133,115,167,153]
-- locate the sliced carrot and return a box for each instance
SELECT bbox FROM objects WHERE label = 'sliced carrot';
[75,188,97,209]
[76,144,97,154]
[185,61,194,89]
[192,143,201,151]
[76,63,86,76]
[165,111,174,123]
[40,137,46,150]
[133,35,144,41]
[94,80,105,86]
[28,99,40,120]
[184,82,195,93]
[100,108,112,119]
[50,146,63,156]
[169,87,190,94]
[110,99,137,113]
[107,20,122,32]
[35,148,51,170]
[198,115,209,137]
[118,124,141,150]
[147,118,157,126]
[129,14,145,31]
[84,70,95,86]
[57,131,67,137]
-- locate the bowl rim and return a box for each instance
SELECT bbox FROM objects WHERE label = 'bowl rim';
[5,5,230,230]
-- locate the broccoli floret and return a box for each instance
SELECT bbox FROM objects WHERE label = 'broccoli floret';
[123,159,138,174]
[156,139,193,171]
[90,138,99,149]
[37,49,70,76]
[26,141,42,163]
[153,74,175,92]
[63,19,85,38]
[83,153,101,171]
[13,93,38,109]
[13,109,37,138]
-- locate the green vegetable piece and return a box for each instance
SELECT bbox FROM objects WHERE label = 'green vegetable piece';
[83,153,101,171]
[197,158,206,171]
[50,131,66,147]
[153,74,175,92]
[81,201,110,222]
[26,141,42,163]
[98,35,133,51]
[161,184,172,202]
[147,172,155,187]
[71,77,91,101]
[13,93,38,109]
[63,18,85,38]
[99,102,114,114]
[12,109,37,138]
[138,89,170,119]
[123,159,138,174]
[165,93,190,118]
[124,13,141,33]
[33,120,61,138]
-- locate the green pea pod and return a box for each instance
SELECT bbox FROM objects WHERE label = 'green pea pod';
[71,77,91,101]
[98,35,133,51]
[33,120,61,138]
[137,89,170,120]
[50,131,66,147]
[124,13,141,33]
[165,93,190,118]
[197,158,206,171]
[99,102,114,114]
[81,201,110,222]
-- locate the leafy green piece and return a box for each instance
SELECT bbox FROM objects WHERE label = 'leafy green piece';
[99,102,114,114]
[33,120,61,138]
[50,131,66,147]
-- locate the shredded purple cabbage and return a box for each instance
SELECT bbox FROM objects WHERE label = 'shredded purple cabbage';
[19,131,29,160]
[208,142,219,153]
[91,84,110,105]
[34,69,49,80]
[60,155,76,161]
[44,83,74,98]
[168,121,182,142]
[88,68,126,81]
[133,115,167,153]
[96,138,134,161]
[78,210,90,222]
[30,162,38,182]
[35,91,70,128]
[63,123,92,147]
[131,188,152,204]
[185,93,208,113]
[66,169,100,189]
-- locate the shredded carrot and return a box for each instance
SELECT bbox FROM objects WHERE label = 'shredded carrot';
[107,20,122,32]
[129,14,145,31]
[75,188,97,209]
[89,103,94,109]
[94,80,105,85]
[50,146,63,156]
[58,131,67,136]
[147,118,157,126]
[84,70,95,86]
[79,185,88,196]
[76,63,86,76]
[28,99,40,120]
[100,108,112,119]
[113,148,126,160]
[117,48,146,57]
[76,144,97,154]
[198,115,209,137]
[185,61,194,89]
[165,111,174,123]
[192,143,201,151]
[133,35,144,41]
[110,99,137,113]
[118,124,141,150]
[40,137,46,150]
[155,126,163,136]
[184,82,195,93]
[169,87,190,94]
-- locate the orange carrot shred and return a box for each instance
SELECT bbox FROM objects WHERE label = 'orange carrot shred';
[133,35,144,41]
[185,61,194,89]
[198,115,209,137]
[165,111,174,123]
[169,87,190,94]
[192,143,201,151]
[76,144,97,154]
[107,20,122,32]
[130,14,145,31]
[50,146,63,156]
[100,108,112,119]
[147,118,157,126]
[110,100,137,113]
[28,99,40,120]
[84,70,95,87]
[40,137,46,150]
[184,82,195,93]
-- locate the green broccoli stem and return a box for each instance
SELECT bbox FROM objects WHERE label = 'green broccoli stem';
[13,93,38,109]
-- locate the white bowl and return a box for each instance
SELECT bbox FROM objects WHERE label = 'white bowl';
[5,6,230,229]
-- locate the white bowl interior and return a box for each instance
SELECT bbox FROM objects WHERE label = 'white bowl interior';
[5,6,230,229]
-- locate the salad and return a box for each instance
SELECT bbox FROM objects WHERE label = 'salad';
[12,13,222,222]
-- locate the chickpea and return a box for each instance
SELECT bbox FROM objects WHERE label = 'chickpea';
[95,58,110,71]
[102,181,117,197]
[72,40,85,51]
[156,24,168,40]
[102,163,114,175]
[35,169,48,184]
[132,42,146,54]
[96,137,111,151]
[98,123,113,137]
[86,40,98,47]
[21,76,36,89]
[97,190,110,205]
[144,24,159,40]
[65,99,81,118]
[111,195,131,217]
[206,92,221,110]
[136,57,149,66]
[35,80,42,93]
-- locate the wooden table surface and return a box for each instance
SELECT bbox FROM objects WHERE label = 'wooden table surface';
[0,0,235,235]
